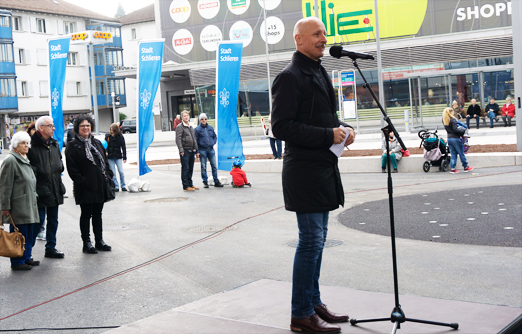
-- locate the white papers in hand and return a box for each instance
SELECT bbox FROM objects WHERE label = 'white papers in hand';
[329,125,349,158]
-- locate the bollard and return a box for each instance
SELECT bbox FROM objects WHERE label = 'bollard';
[404,109,410,133]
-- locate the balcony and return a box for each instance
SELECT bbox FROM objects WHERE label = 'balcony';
[0,26,12,41]
[0,96,17,110]
[0,61,15,75]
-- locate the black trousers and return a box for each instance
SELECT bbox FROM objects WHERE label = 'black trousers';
[79,203,104,243]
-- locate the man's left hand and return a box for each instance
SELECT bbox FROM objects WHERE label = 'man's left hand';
[345,127,356,147]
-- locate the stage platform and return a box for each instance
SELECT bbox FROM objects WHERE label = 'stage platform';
[106,279,521,334]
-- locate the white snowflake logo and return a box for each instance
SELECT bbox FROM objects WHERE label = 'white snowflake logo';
[51,88,59,109]
[140,89,152,109]
[219,88,230,107]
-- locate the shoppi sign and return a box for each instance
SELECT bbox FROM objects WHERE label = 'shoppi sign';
[215,42,244,171]
[48,37,71,151]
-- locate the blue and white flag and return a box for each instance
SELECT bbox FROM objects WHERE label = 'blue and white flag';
[48,37,70,151]
[215,42,244,171]
[137,40,164,176]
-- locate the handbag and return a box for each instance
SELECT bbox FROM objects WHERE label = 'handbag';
[0,214,26,258]
[104,175,116,202]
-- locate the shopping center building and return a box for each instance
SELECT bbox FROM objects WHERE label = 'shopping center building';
[115,0,514,132]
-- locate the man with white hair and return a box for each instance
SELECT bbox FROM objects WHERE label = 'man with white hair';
[194,113,223,188]
[466,98,481,129]
[271,16,355,334]
[27,116,66,259]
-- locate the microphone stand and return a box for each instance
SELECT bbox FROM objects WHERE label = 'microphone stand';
[346,57,459,333]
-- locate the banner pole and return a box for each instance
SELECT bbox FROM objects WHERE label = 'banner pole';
[214,42,220,167]
[136,41,141,180]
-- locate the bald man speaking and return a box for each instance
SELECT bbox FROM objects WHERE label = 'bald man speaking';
[271,17,355,334]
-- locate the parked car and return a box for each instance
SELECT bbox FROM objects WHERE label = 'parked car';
[120,120,136,133]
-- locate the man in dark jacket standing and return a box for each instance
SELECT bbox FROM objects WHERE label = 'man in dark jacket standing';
[466,98,481,129]
[272,17,355,334]
[176,110,199,191]
[27,116,65,259]
[194,113,223,188]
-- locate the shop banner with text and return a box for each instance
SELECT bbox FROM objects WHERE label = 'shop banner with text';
[137,40,164,176]
[48,37,70,151]
[215,42,244,171]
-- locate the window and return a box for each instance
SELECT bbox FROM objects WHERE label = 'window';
[96,80,105,95]
[17,81,33,97]
[109,79,125,95]
[105,25,121,37]
[0,15,9,27]
[37,18,46,33]
[12,16,21,31]
[0,78,17,97]
[67,81,82,96]
[15,48,29,64]
[36,49,46,65]
[0,43,14,62]
[67,52,78,66]
[39,81,48,97]
[64,21,75,34]
[105,50,122,66]
[131,28,136,40]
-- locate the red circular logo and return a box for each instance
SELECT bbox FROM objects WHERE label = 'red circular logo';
[363,18,370,24]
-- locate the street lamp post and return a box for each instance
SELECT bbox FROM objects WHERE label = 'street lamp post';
[111,91,117,124]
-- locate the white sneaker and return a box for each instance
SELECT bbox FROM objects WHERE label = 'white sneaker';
[36,232,46,241]
[64,192,69,198]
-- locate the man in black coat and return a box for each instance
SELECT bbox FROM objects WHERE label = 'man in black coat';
[466,98,482,129]
[272,16,355,334]
[27,116,66,259]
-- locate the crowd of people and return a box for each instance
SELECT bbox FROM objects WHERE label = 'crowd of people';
[452,96,516,129]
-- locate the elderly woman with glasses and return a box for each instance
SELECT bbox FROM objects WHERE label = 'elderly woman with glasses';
[0,131,40,270]
[65,115,113,254]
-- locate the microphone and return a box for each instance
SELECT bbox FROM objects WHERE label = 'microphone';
[329,46,375,60]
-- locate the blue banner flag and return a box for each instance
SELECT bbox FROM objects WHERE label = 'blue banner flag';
[137,40,164,176]
[48,38,70,151]
[216,42,244,171]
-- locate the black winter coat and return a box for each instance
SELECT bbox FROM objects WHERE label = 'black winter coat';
[65,136,113,205]
[104,133,127,160]
[444,118,463,139]
[27,132,65,208]
[466,104,481,117]
[272,51,350,213]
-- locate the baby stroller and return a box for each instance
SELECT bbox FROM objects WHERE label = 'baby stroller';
[418,129,451,172]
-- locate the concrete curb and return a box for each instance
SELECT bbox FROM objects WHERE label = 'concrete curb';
[148,152,522,173]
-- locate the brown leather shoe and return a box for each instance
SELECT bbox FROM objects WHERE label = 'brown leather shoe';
[314,304,349,323]
[192,186,199,190]
[184,187,195,191]
[290,314,341,333]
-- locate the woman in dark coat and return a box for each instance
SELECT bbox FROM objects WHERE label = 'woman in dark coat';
[105,123,127,192]
[65,115,113,254]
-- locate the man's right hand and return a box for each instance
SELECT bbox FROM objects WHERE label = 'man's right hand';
[180,152,184,156]
[1,210,9,216]
[333,127,347,145]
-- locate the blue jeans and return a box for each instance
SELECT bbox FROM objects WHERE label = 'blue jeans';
[269,138,282,158]
[34,206,59,250]
[10,223,34,266]
[292,212,329,319]
[486,111,496,126]
[199,148,218,183]
[466,114,479,127]
[447,137,468,169]
[108,158,126,189]
[180,151,195,189]
[382,153,397,169]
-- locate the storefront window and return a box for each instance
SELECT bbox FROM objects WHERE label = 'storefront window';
[444,60,477,70]
[196,85,216,119]
[483,70,514,104]
[450,73,480,108]
[239,79,270,117]
[478,57,513,67]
